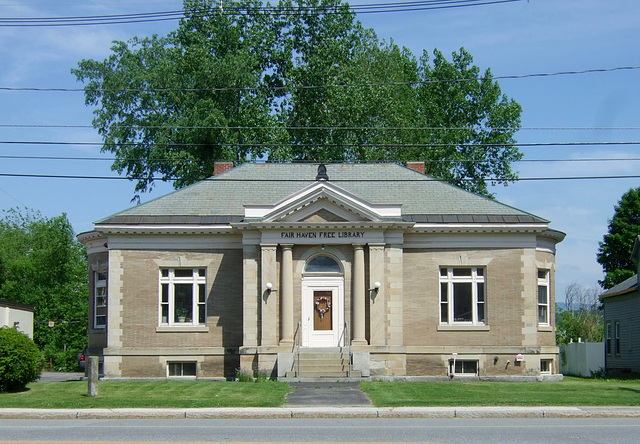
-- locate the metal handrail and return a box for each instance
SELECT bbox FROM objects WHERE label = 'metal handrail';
[344,321,351,378]
[296,321,301,377]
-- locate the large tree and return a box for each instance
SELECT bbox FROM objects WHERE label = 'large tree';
[73,0,522,199]
[597,186,640,289]
[0,209,88,371]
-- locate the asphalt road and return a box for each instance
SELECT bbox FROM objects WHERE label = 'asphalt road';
[35,372,84,383]
[1,418,640,443]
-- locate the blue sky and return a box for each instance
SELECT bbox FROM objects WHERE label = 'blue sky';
[1,0,639,300]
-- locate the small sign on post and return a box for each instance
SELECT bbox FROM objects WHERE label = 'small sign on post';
[88,356,99,397]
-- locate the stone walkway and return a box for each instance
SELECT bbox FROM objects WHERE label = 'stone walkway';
[285,381,372,407]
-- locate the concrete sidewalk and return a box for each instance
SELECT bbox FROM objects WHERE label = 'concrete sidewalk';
[1,406,639,419]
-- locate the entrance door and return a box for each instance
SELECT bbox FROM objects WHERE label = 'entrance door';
[301,277,344,347]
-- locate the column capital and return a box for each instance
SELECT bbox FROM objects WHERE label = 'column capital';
[280,244,294,250]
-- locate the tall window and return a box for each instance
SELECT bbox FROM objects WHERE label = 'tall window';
[615,321,621,355]
[159,268,206,326]
[537,270,550,325]
[439,267,486,325]
[93,270,107,329]
[605,322,612,355]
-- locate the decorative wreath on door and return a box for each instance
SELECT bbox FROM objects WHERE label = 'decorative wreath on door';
[315,296,331,320]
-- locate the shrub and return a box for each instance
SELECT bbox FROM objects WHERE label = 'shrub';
[236,369,253,382]
[0,327,41,392]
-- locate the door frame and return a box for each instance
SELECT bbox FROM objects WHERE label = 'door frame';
[301,275,345,347]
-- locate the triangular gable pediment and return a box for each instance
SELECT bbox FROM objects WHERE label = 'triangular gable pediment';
[244,181,402,223]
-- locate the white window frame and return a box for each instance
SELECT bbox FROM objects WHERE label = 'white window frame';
[449,359,479,377]
[159,268,207,326]
[537,269,550,325]
[540,359,553,374]
[167,361,197,378]
[439,267,486,325]
[93,270,107,329]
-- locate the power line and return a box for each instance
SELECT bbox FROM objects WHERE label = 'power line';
[0,1,524,27]
[2,140,640,148]
[2,124,640,131]
[2,171,639,183]
[3,65,639,92]
[2,154,640,164]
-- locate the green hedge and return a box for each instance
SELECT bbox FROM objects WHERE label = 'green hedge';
[0,327,41,392]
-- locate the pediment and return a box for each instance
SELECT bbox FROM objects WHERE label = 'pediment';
[300,207,349,223]
[244,181,402,223]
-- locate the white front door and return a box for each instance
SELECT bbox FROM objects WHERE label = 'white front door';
[301,277,344,347]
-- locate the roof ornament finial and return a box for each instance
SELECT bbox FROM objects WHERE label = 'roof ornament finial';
[316,164,329,181]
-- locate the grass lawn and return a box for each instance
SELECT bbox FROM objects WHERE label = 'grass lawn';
[0,380,291,409]
[360,376,640,407]
[2,376,640,409]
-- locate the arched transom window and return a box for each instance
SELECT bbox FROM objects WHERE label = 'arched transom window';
[305,255,341,273]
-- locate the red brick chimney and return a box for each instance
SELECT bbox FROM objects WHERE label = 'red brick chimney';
[406,161,425,174]
[213,161,234,176]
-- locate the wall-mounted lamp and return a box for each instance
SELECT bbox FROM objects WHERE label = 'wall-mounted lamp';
[321,244,325,251]
[369,281,381,301]
[266,282,277,294]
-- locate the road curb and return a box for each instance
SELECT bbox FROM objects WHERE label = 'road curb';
[1,407,639,419]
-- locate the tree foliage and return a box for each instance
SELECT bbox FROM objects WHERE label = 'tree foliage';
[556,283,604,345]
[596,186,640,289]
[0,327,41,392]
[73,0,522,200]
[0,209,88,371]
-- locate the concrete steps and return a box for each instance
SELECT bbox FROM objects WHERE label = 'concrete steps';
[287,348,359,378]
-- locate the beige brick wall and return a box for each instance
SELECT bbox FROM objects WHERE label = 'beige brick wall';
[118,249,243,351]
[403,248,538,348]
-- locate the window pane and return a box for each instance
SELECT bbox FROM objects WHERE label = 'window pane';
[440,283,447,302]
[182,362,197,376]
[97,271,108,281]
[538,285,548,304]
[161,284,169,303]
[463,361,478,373]
[477,283,485,302]
[161,269,169,278]
[452,268,471,277]
[168,362,179,376]
[453,282,472,321]
[199,284,206,303]
[175,269,193,278]
[161,304,169,324]
[198,268,206,277]
[440,268,448,277]
[477,302,485,323]
[174,284,193,322]
[538,306,548,324]
[538,270,547,280]
[305,256,341,272]
[476,268,484,277]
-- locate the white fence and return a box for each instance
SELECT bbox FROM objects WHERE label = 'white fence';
[559,341,604,377]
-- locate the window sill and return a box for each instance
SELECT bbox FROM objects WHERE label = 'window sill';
[437,324,490,331]
[156,326,209,333]
[538,325,553,332]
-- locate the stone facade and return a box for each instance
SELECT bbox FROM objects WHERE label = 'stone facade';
[79,162,564,379]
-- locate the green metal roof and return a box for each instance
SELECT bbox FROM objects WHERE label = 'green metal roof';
[97,163,548,225]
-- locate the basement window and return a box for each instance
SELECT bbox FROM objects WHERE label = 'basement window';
[167,362,197,378]
[449,359,478,376]
[540,359,553,374]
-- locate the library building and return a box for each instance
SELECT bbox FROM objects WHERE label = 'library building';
[79,162,564,379]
